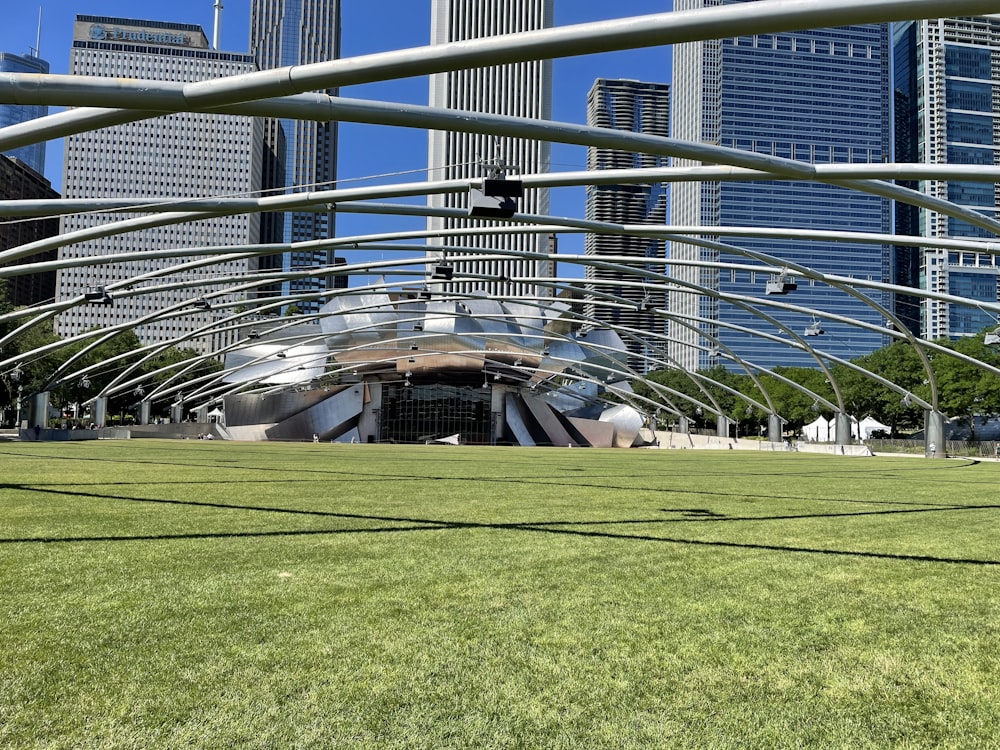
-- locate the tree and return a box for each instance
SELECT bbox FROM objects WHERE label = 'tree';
[47,330,146,421]
[634,367,704,420]
[0,280,18,424]
[837,342,927,435]
[747,367,834,434]
[588,323,1000,442]
[0,301,61,426]
[143,347,224,398]
[930,333,1000,439]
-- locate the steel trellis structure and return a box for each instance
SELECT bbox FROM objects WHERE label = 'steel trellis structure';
[2,0,1000,452]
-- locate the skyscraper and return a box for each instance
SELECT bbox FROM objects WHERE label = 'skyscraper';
[427,0,553,298]
[0,154,58,308]
[670,0,892,370]
[584,78,670,371]
[56,16,263,355]
[895,16,1000,341]
[250,0,341,313]
[0,51,50,175]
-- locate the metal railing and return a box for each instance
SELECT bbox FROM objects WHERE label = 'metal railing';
[868,438,1000,459]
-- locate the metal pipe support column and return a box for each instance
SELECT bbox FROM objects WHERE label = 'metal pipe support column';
[834,412,853,445]
[925,409,946,458]
[92,396,107,428]
[768,413,783,443]
[28,391,50,431]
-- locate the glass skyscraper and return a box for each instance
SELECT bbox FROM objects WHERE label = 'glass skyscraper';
[671,0,891,370]
[250,0,341,313]
[584,78,670,371]
[0,52,49,175]
[894,17,1000,340]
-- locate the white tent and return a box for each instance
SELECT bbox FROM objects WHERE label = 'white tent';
[801,416,832,442]
[802,414,867,441]
[858,415,890,439]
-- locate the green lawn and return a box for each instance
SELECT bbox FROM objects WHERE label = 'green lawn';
[1,441,998,748]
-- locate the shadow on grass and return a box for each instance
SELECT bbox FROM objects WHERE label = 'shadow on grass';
[2,484,999,566]
[0,468,980,511]
[1,446,987,494]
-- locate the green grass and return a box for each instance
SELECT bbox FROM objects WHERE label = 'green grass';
[1,441,999,748]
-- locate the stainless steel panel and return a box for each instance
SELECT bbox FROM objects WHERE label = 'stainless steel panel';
[333,427,362,444]
[223,343,327,385]
[523,393,580,447]
[503,301,558,345]
[543,379,599,414]
[575,328,629,380]
[224,388,336,426]
[568,417,615,448]
[320,292,397,346]
[599,403,644,448]
[265,385,365,441]
[504,392,535,447]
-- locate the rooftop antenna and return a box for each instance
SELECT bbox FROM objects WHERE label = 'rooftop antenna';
[34,7,43,57]
[212,0,223,50]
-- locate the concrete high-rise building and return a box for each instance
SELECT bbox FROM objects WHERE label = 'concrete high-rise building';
[250,0,341,313]
[670,0,892,370]
[0,51,50,175]
[427,0,553,298]
[895,16,1000,341]
[56,16,263,355]
[584,78,670,371]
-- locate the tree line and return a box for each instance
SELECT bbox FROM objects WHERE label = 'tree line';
[633,334,1000,438]
[1,280,221,427]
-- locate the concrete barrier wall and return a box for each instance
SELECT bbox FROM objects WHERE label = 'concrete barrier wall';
[796,443,872,456]
[19,428,99,441]
[645,432,876,455]
[128,423,227,440]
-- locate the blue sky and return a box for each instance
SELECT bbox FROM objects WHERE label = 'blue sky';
[2,1,673,257]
